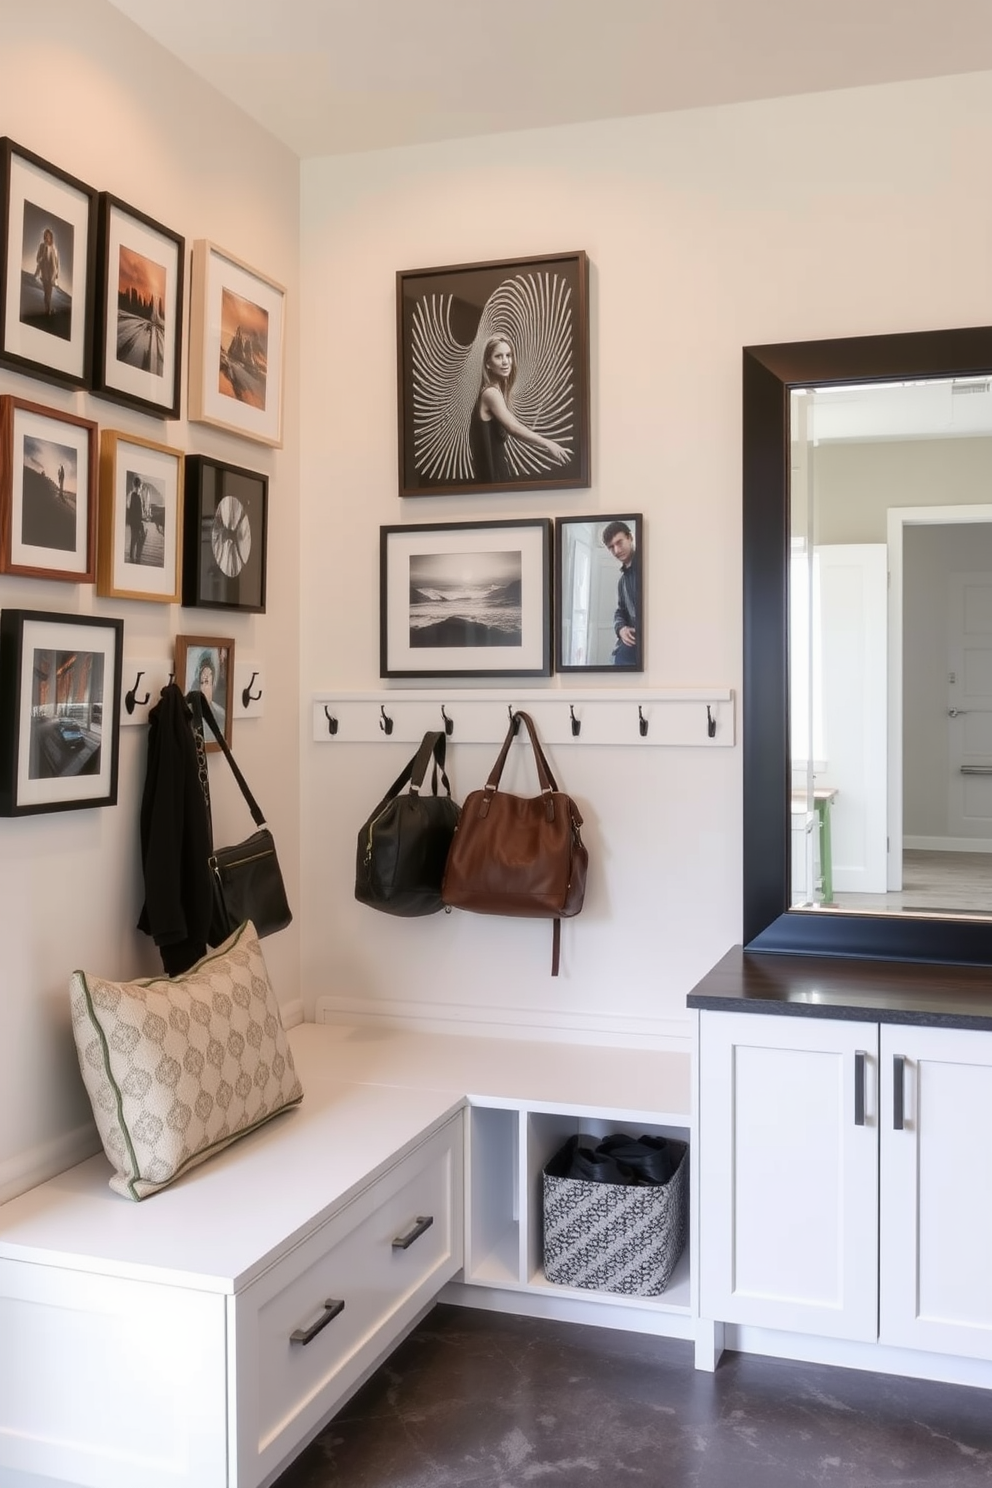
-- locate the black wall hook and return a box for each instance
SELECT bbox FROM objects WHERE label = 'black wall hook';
[569,704,581,737]
[379,705,394,736]
[323,705,338,736]
[441,704,453,736]
[124,670,150,715]
[638,705,649,737]
[706,704,717,738]
[241,671,262,709]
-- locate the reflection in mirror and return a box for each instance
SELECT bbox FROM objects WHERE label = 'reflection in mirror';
[555,514,643,672]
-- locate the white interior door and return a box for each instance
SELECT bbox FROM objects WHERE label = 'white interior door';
[947,571,992,845]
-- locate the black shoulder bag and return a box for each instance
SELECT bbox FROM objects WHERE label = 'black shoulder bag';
[355,729,460,917]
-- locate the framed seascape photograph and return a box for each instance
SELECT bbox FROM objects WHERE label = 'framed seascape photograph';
[380,518,552,679]
[0,138,97,389]
[396,250,590,498]
[182,455,267,612]
[0,396,97,581]
[92,193,184,418]
[556,514,643,673]
[188,240,285,447]
[0,610,123,816]
[97,430,183,602]
[175,634,235,751]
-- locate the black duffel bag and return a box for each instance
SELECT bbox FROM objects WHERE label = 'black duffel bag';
[355,730,460,917]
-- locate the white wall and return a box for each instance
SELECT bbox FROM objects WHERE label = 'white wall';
[0,1,301,1200]
[298,70,992,1044]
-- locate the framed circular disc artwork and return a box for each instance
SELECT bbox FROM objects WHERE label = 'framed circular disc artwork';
[182,454,267,612]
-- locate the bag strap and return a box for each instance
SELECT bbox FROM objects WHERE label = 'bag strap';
[368,730,452,819]
[188,689,266,829]
[481,710,560,821]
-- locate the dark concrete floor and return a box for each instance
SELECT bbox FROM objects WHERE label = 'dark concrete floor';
[274,1303,992,1487]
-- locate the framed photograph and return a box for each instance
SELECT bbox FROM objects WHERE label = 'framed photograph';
[97,430,183,603]
[92,193,184,418]
[0,396,97,581]
[175,634,235,751]
[396,250,590,498]
[0,609,122,816]
[556,514,643,673]
[182,455,267,612]
[380,518,552,679]
[0,138,97,389]
[188,240,285,447]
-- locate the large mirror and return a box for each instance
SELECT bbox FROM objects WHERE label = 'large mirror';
[743,325,992,961]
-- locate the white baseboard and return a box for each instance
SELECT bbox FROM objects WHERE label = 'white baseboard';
[0,1122,103,1206]
[440,1280,696,1342]
[904,835,992,853]
[280,997,305,1029]
[722,1323,992,1390]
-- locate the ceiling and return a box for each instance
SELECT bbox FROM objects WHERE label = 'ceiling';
[106,0,992,159]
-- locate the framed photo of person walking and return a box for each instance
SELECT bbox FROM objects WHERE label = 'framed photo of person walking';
[0,396,98,582]
[555,514,643,673]
[0,138,97,389]
[396,251,590,498]
[188,240,285,447]
[96,429,184,603]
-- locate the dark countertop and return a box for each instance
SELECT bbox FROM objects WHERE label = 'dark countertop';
[687,947,992,1030]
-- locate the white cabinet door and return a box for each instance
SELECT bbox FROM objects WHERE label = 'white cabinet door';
[698,1011,879,1340]
[880,1023,992,1359]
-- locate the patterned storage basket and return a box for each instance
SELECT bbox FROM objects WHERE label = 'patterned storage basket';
[542,1138,688,1296]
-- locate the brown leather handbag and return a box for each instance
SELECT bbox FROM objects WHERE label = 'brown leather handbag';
[441,710,588,975]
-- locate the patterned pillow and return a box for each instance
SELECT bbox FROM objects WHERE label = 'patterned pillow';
[70,920,303,1200]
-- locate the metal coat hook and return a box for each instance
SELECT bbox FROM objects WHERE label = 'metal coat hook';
[379,705,394,736]
[440,704,453,736]
[638,705,649,738]
[124,670,150,715]
[241,671,262,708]
[706,704,716,738]
[569,705,581,737]
[323,705,338,736]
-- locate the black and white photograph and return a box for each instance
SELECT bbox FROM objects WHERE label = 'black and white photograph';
[0,396,97,581]
[0,610,122,815]
[556,514,643,672]
[97,429,183,602]
[0,138,96,387]
[189,240,285,446]
[397,251,590,498]
[182,455,268,612]
[381,519,552,678]
[175,633,235,750]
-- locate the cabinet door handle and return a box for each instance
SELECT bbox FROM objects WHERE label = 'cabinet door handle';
[892,1055,905,1130]
[854,1050,867,1126]
[392,1214,434,1250]
[289,1298,345,1346]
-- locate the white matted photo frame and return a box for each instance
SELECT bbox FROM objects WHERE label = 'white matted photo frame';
[380,518,552,679]
[556,513,643,672]
[92,193,184,419]
[0,396,97,582]
[188,240,285,447]
[0,609,123,816]
[175,634,235,751]
[0,138,97,389]
[97,429,183,602]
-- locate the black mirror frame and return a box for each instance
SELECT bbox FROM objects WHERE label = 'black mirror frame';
[743,324,992,963]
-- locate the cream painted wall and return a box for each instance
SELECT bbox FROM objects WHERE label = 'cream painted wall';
[298,70,992,1043]
[0,1,301,1200]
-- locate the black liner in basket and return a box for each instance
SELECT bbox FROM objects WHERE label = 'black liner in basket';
[542,1134,688,1296]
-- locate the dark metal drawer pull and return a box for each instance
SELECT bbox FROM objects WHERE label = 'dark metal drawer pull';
[392,1214,434,1251]
[854,1050,866,1127]
[290,1298,345,1346]
[893,1055,906,1131]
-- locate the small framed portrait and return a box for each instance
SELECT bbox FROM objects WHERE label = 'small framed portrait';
[97,429,183,603]
[182,455,268,612]
[0,609,123,816]
[380,518,552,679]
[0,396,97,581]
[92,193,184,418]
[396,250,590,498]
[0,138,97,389]
[175,634,235,751]
[188,240,285,447]
[556,514,643,673]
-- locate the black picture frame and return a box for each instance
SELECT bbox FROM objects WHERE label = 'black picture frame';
[0,609,123,815]
[556,513,642,672]
[396,250,591,498]
[380,518,553,679]
[92,193,184,419]
[0,138,97,390]
[182,455,268,612]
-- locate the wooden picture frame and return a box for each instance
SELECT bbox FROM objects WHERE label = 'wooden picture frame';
[188,240,285,447]
[556,514,643,672]
[175,634,235,751]
[0,609,122,815]
[0,138,97,389]
[97,429,183,602]
[92,193,184,418]
[0,395,97,581]
[396,250,590,497]
[182,455,267,612]
[380,518,552,679]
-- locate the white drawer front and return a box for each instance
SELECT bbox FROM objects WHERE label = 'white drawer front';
[233,1113,463,1488]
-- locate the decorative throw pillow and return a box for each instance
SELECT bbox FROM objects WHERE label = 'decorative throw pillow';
[70,920,303,1200]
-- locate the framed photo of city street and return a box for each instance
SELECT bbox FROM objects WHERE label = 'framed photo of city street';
[96,429,184,603]
[92,194,184,418]
[380,518,552,679]
[0,138,97,389]
[396,250,590,498]
[556,514,643,673]
[175,634,235,751]
[188,240,285,447]
[0,609,123,816]
[0,396,98,582]
[182,455,268,612]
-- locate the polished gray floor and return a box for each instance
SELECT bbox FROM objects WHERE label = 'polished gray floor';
[274,1304,992,1487]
